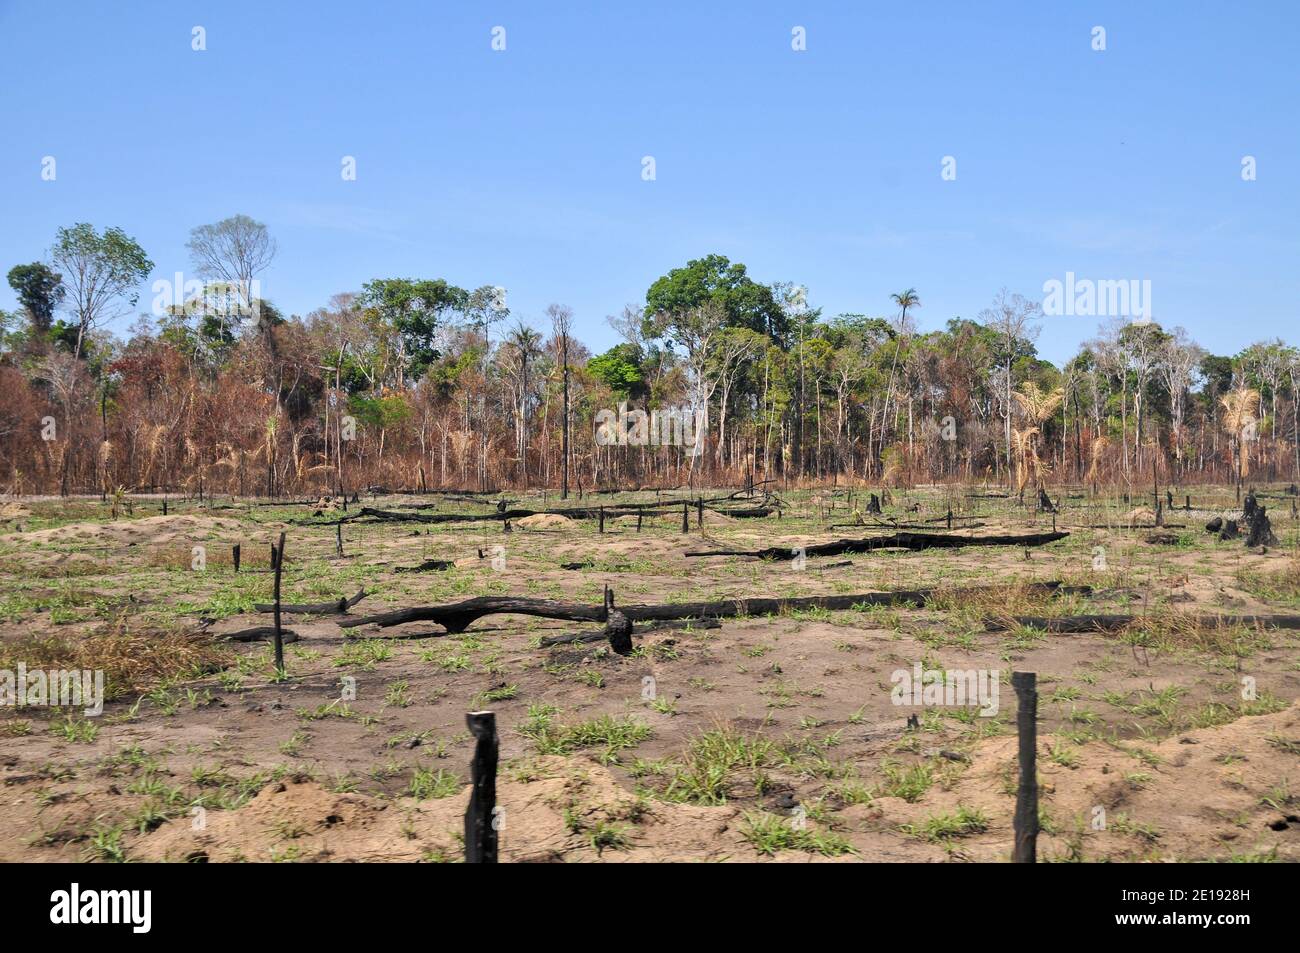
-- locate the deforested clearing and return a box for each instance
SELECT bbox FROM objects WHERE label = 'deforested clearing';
[1,485,1296,863]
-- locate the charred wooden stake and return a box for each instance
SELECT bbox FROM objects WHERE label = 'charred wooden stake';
[232,544,241,573]
[162,496,168,516]
[604,587,633,655]
[272,532,287,676]
[464,711,499,863]
[697,498,704,529]
[636,506,643,532]
[335,521,343,556]
[598,505,605,533]
[1012,671,1038,863]
[681,502,689,533]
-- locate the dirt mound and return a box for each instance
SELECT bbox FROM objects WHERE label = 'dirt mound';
[878,703,1299,862]
[1124,507,1156,525]
[0,514,242,546]
[516,514,573,530]
[0,502,30,520]
[133,757,767,863]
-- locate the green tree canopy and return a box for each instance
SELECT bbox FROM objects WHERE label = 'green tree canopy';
[357,278,468,385]
[587,343,645,398]
[645,254,787,344]
[7,262,64,334]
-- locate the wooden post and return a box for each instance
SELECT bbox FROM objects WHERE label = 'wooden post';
[162,495,168,516]
[1152,458,1159,520]
[464,711,499,863]
[1012,671,1038,863]
[272,532,286,676]
[681,502,689,533]
[604,586,633,654]
[946,508,953,530]
[696,498,704,529]
[598,505,605,533]
[232,544,241,573]
[335,521,343,556]
[636,506,643,532]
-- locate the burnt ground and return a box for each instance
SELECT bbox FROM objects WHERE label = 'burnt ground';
[1,485,1298,863]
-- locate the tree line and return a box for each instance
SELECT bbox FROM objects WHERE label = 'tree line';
[2,216,1297,498]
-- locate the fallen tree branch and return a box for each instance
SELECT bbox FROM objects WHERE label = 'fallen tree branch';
[394,559,455,573]
[340,581,1088,634]
[829,520,987,531]
[252,588,368,615]
[987,613,1300,633]
[305,502,774,528]
[685,530,1069,560]
[540,617,722,647]
[222,626,300,643]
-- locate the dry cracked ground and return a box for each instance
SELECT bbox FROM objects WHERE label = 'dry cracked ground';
[1,486,1298,863]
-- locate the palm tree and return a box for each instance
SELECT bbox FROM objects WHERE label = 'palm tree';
[880,289,920,470]
[1011,382,1064,496]
[1220,386,1261,499]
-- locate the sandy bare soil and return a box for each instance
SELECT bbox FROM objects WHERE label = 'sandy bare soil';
[1,486,1297,862]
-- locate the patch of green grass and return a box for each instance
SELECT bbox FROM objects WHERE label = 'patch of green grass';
[661,728,779,805]
[518,711,651,760]
[477,684,518,704]
[333,639,393,670]
[385,680,412,708]
[740,811,855,857]
[408,767,461,800]
[51,713,99,743]
[879,760,934,802]
[903,804,989,842]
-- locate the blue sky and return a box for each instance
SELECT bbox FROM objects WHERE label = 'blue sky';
[1,0,1296,364]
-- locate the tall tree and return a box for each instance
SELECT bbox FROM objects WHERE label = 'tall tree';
[48,224,153,359]
[548,304,575,498]
[979,288,1041,483]
[186,214,277,320]
[356,278,468,387]
[880,289,920,460]
[645,254,787,343]
[7,262,64,335]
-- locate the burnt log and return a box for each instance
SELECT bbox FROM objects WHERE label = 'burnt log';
[988,613,1300,633]
[223,625,300,644]
[253,588,368,614]
[341,581,1088,634]
[684,530,1069,560]
[394,558,456,573]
